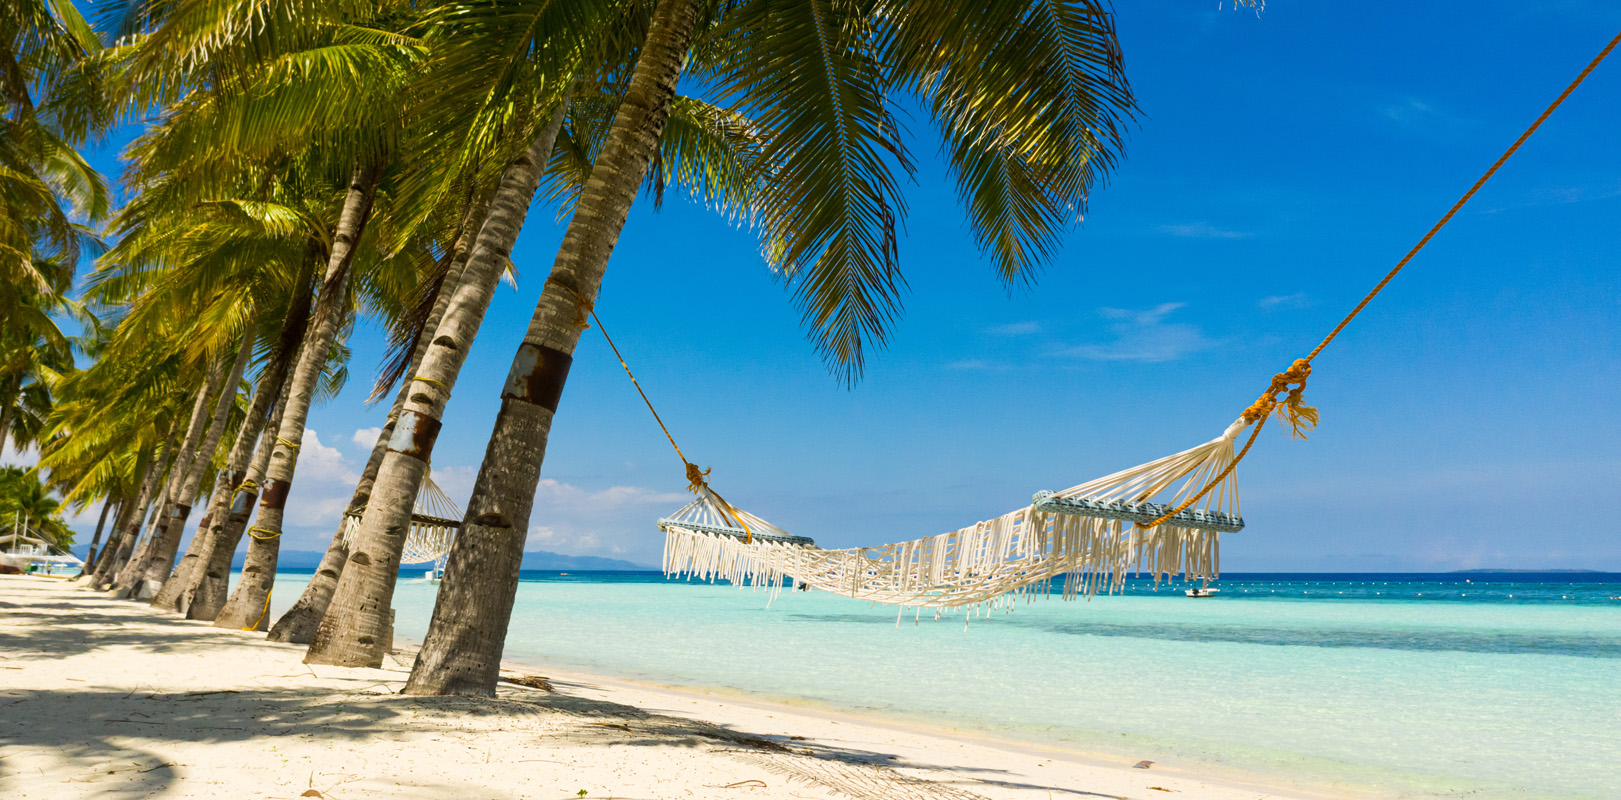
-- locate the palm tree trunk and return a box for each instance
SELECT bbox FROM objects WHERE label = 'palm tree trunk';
[194,368,292,623]
[92,428,176,588]
[402,0,703,696]
[304,96,574,667]
[147,322,258,606]
[78,496,115,577]
[114,352,230,597]
[0,373,18,456]
[172,262,315,618]
[269,194,490,643]
[212,164,380,631]
[80,446,153,585]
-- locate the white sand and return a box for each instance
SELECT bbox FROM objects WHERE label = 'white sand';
[0,575,1348,800]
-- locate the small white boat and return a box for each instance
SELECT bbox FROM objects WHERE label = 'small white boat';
[1185,587,1220,597]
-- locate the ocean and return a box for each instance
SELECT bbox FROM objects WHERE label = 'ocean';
[258,570,1621,799]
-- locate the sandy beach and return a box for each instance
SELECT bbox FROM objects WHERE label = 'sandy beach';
[0,575,1353,800]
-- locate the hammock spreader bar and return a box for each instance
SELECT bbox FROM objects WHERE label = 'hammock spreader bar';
[339,474,464,565]
[1032,492,1244,533]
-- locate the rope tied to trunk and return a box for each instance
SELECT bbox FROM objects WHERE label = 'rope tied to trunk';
[244,589,272,632]
[412,375,451,394]
[246,526,280,540]
[545,276,593,330]
[275,438,301,450]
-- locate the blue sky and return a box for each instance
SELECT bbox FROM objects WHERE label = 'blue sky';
[18,1,1621,571]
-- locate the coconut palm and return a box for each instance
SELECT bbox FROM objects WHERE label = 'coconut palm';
[0,466,75,551]
[303,0,775,664]
[374,0,1136,695]
[94,0,429,623]
[0,0,111,325]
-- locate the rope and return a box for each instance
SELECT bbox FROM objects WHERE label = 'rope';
[1145,30,1620,528]
[412,375,451,394]
[244,588,271,631]
[587,303,755,543]
[236,479,260,494]
[275,438,300,450]
[247,525,280,540]
[545,276,593,330]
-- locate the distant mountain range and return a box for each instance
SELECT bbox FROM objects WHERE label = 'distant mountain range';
[69,545,654,572]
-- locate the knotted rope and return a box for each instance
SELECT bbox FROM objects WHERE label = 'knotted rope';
[1144,30,1620,528]
[545,276,594,330]
[569,281,759,544]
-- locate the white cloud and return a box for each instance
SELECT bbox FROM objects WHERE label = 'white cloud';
[275,429,363,530]
[1258,292,1310,310]
[352,427,383,448]
[297,429,361,485]
[286,496,352,528]
[987,321,1040,336]
[512,478,686,563]
[1056,303,1215,362]
[428,464,479,506]
[532,478,686,512]
[1159,222,1250,239]
[1382,97,1433,123]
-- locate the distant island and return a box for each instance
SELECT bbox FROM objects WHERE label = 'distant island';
[1449,568,1606,574]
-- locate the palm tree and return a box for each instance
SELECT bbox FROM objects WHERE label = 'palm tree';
[386,0,1135,695]
[303,0,765,666]
[0,0,110,326]
[98,0,427,623]
[0,466,76,552]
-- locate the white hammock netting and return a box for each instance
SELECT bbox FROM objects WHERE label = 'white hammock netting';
[340,475,462,565]
[661,419,1250,609]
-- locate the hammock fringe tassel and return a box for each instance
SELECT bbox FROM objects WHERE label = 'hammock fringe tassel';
[661,419,1249,610]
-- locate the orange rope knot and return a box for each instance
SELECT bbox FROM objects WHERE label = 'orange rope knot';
[685,461,711,493]
[544,276,593,329]
[1242,358,1319,439]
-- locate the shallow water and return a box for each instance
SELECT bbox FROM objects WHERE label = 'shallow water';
[261,571,1621,799]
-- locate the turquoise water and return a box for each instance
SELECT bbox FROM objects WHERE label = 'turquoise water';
[260,572,1621,799]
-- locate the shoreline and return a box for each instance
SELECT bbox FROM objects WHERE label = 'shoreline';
[0,573,1355,800]
[479,650,1376,800]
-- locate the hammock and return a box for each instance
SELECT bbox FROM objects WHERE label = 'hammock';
[605,34,1616,612]
[660,418,1247,608]
[340,475,461,565]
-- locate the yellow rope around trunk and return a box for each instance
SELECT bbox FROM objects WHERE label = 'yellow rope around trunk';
[244,589,271,631]
[1143,29,1621,528]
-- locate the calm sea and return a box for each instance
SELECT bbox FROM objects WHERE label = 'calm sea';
[259,570,1621,799]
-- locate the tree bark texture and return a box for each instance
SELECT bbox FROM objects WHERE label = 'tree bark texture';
[169,262,314,617]
[0,373,18,456]
[211,164,378,630]
[155,323,290,613]
[143,324,257,600]
[403,0,702,696]
[78,496,115,578]
[269,205,485,643]
[305,99,574,667]
[93,425,178,588]
[197,372,292,623]
[114,359,226,596]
